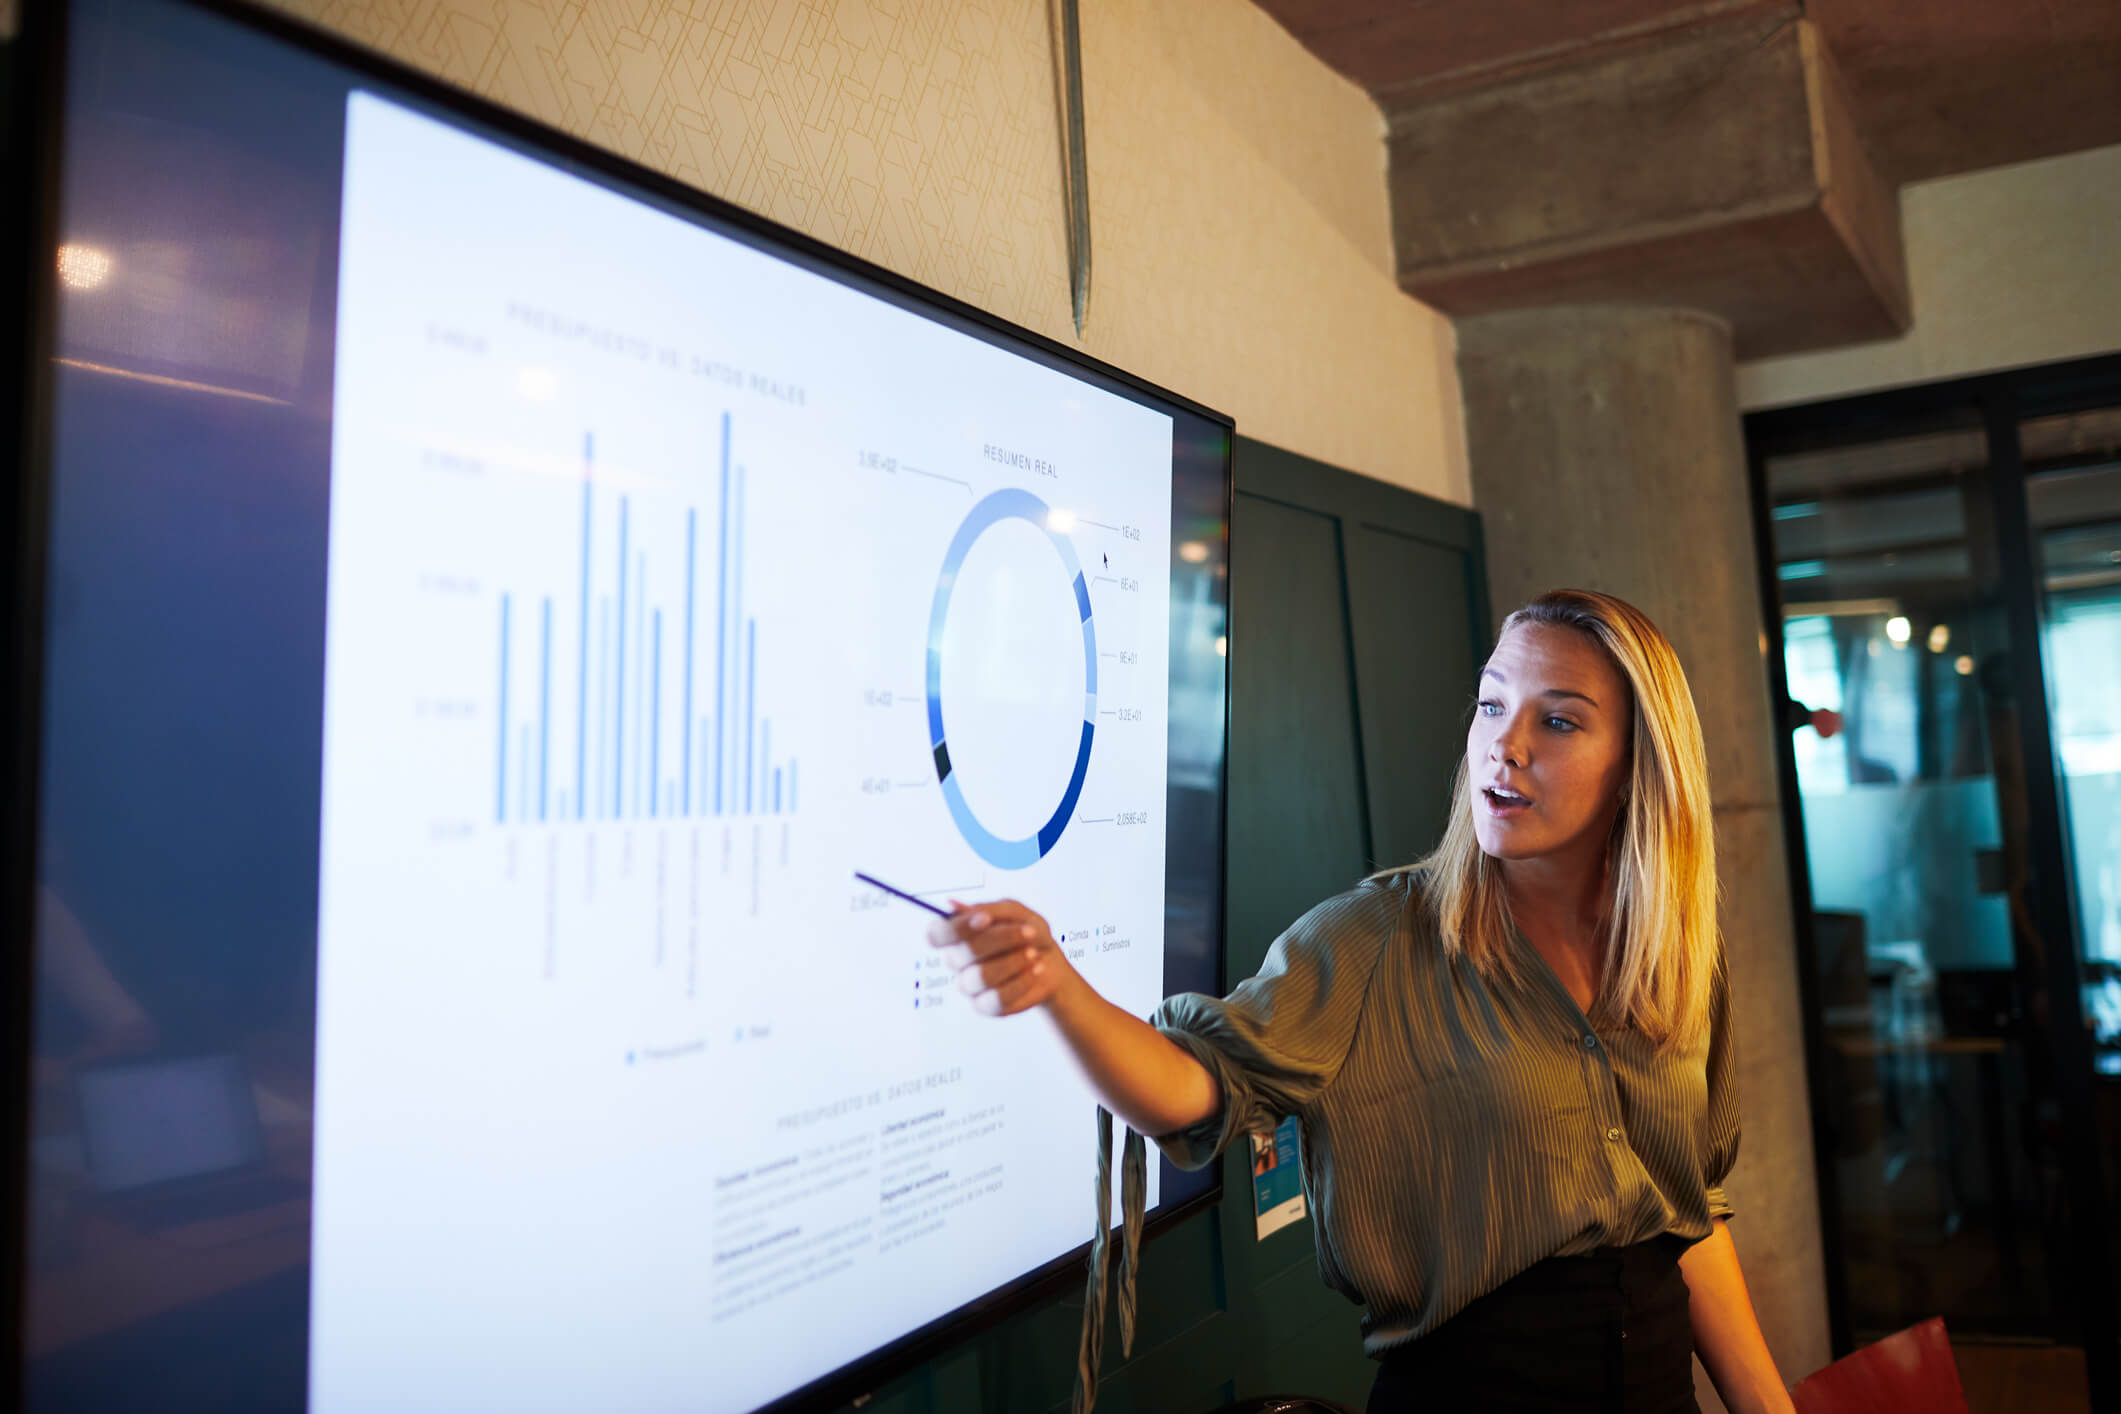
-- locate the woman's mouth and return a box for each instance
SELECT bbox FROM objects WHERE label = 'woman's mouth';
[1482,785,1533,816]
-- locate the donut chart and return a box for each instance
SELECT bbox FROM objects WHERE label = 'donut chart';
[925,487,1097,869]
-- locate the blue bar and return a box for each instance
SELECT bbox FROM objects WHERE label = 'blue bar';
[596,595,610,818]
[651,608,662,819]
[577,434,591,821]
[615,496,629,817]
[735,465,746,815]
[496,594,510,823]
[745,618,756,813]
[773,766,781,813]
[539,597,551,822]
[683,508,696,817]
[634,555,646,820]
[715,413,730,814]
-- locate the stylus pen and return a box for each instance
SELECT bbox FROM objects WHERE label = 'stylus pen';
[853,871,954,918]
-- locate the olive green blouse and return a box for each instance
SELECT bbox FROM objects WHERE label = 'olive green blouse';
[1150,869,1739,1355]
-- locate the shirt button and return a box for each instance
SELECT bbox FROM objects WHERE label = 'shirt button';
[1606,1127,1623,1142]
[1582,1034,1598,1050]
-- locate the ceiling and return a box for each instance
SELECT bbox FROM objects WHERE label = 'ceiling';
[1251,0,1788,99]
[1254,0,2121,184]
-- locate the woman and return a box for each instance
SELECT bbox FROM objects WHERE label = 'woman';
[929,589,1794,1413]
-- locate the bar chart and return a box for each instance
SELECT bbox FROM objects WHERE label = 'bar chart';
[493,414,797,828]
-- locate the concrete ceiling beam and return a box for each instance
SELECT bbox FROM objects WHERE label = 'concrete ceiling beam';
[1384,17,1909,360]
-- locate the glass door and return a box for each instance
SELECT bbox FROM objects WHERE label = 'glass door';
[1765,425,2068,1350]
[2023,406,2121,1313]
[1747,355,2121,1413]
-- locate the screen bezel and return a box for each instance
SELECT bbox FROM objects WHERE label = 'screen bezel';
[5,1,1233,1410]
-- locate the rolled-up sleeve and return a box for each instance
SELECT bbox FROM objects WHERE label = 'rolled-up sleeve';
[1147,884,1396,1170]
[1700,953,1741,1221]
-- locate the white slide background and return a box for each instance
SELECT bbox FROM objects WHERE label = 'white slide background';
[310,93,1174,1413]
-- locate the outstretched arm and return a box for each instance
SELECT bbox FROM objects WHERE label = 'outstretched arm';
[931,899,1221,1137]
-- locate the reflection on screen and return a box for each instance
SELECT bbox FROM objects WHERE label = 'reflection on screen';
[77,1056,262,1193]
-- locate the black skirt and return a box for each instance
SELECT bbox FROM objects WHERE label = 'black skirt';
[1367,1234,1700,1414]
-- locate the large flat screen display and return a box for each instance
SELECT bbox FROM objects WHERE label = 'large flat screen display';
[14,2,1231,1409]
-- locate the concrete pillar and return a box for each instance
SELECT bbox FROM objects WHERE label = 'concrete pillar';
[1456,306,1831,1409]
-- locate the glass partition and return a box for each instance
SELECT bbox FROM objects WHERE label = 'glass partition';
[1767,428,2062,1351]
[2024,408,2121,1333]
[1749,360,2121,1410]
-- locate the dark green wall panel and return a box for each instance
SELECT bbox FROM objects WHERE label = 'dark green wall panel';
[1226,492,1372,976]
[1346,522,1486,869]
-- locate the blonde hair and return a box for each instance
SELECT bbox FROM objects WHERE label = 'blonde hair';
[1388,589,1720,1050]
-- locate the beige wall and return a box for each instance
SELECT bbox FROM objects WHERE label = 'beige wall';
[269,0,1469,503]
[1739,142,2121,409]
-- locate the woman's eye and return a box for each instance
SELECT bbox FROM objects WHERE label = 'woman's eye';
[1477,700,1502,717]
[1545,716,1577,732]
